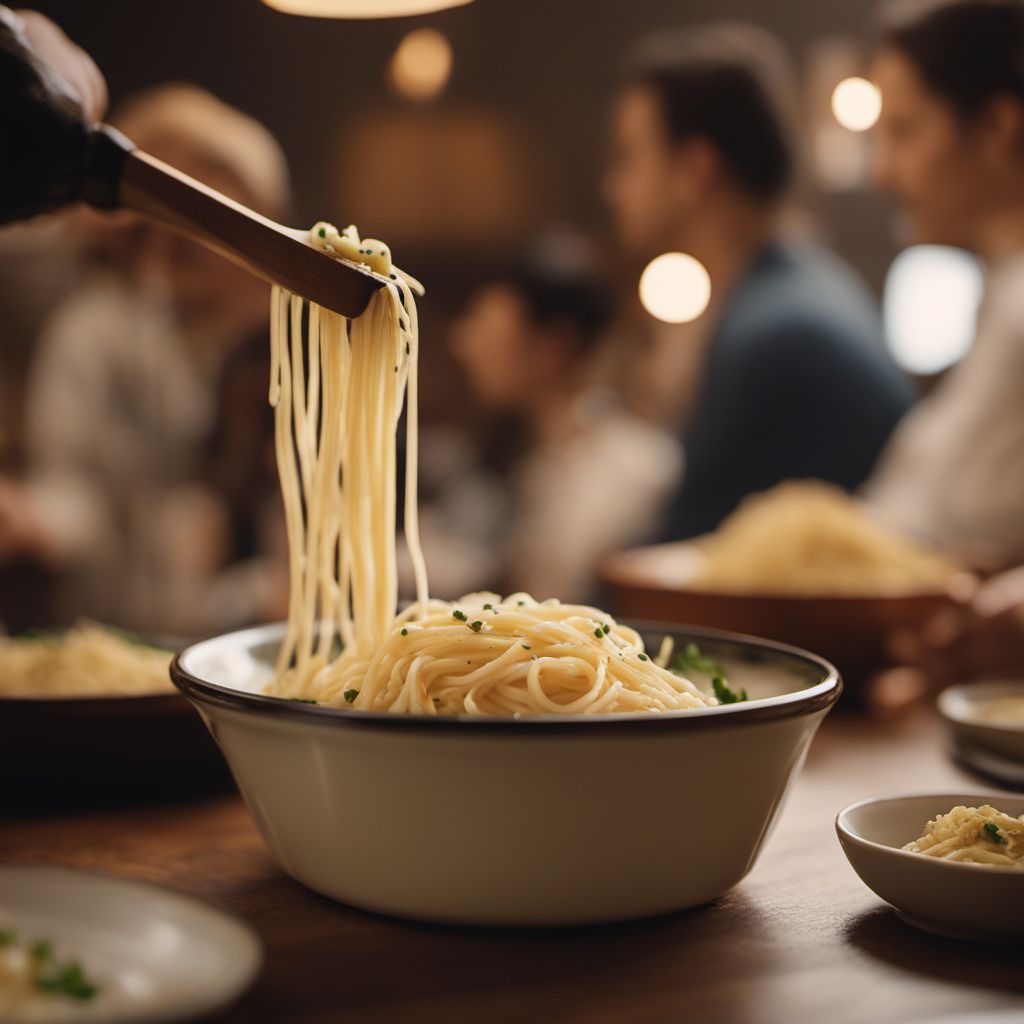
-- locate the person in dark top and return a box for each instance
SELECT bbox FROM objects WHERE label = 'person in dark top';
[604,23,915,540]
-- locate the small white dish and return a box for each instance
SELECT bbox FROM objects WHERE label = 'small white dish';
[0,865,261,1023]
[939,680,1024,765]
[836,792,1024,942]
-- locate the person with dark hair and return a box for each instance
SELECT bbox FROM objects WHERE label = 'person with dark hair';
[866,0,1024,566]
[862,0,1024,694]
[605,23,914,540]
[425,235,682,601]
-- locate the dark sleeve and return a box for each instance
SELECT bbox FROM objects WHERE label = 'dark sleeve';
[659,317,915,541]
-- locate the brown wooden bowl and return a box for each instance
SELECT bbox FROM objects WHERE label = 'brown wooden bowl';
[601,541,959,702]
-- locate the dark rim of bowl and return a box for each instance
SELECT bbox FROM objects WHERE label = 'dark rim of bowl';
[170,621,842,735]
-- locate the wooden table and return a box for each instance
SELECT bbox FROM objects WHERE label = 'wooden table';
[2,712,1023,1024]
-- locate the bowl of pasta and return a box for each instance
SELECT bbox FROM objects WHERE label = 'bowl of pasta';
[602,482,967,693]
[836,792,1024,941]
[0,624,226,810]
[172,613,840,927]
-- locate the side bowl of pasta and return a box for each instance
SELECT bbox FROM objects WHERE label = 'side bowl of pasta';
[171,619,840,927]
[836,792,1024,941]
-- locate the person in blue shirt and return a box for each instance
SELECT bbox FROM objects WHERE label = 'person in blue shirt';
[604,23,915,540]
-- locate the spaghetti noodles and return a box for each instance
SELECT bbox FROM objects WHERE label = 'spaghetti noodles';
[903,804,1024,867]
[265,225,714,715]
[0,624,171,699]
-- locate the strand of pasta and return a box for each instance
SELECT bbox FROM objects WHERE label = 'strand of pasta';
[267,237,714,716]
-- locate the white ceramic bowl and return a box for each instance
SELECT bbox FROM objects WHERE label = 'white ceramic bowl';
[172,622,841,926]
[938,680,1024,764]
[837,792,1024,941]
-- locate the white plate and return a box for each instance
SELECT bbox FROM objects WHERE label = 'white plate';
[939,680,1024,765]
[836,792,1024,942]
[0,866,261,1023]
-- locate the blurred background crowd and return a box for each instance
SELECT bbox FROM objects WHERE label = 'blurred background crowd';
[2,0,1024,691]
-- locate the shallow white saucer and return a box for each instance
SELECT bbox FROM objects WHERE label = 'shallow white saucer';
[0,865,261,1022]
[939,680,1024,765]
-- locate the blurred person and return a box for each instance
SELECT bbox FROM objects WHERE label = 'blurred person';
[0,84,289,634]
[865,0,1024,568]
[432,237,681,602]
[605,24,914,540]
[0,6,106,476]
[855,0,1024,711]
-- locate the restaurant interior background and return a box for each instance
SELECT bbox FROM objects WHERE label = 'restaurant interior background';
[1,0,970,429]
[0,0,989,639]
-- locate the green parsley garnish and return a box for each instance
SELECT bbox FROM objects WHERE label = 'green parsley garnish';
[518,600,526,606]
[22,937,99,1002]
[673,641,724,677]
[343,689,359,703]
[318,226,327,238]
[638,653,649,661]
[469,620,483,633]
[483,603,494,611]
[35,960,98,1001]
[983,822,1005,845]
[712,675,748,705]
[400,628,408,636]
[594,628,604,639]
[452,609,468,622]
[30,939,53,963]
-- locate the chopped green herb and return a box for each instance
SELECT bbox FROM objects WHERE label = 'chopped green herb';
[483,603,494,611]
[0,930,15,947]
[673,641,725,677]
[400,628,408,636]
[983,822,1005,845]
[343,689,359,704]
[452,609,468,622]
[712,675,748,705]
[602,623,611,635]
[17,628,54,642]
[30,939,53,963]
[318,226,326,238]
[638,653,649,661]
[469,620,483,633]
[594,628,604,639]
[518,600,526,606]
[35,960,98,1001]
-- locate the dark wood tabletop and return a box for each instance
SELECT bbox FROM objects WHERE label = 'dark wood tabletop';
[2,711,1023,1024]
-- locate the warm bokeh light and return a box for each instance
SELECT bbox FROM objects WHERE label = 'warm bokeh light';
[261,0,472,17]
[388,28,453,102]
[883,246,983,374]
[639,253,711,324]
[831,77,881,132]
